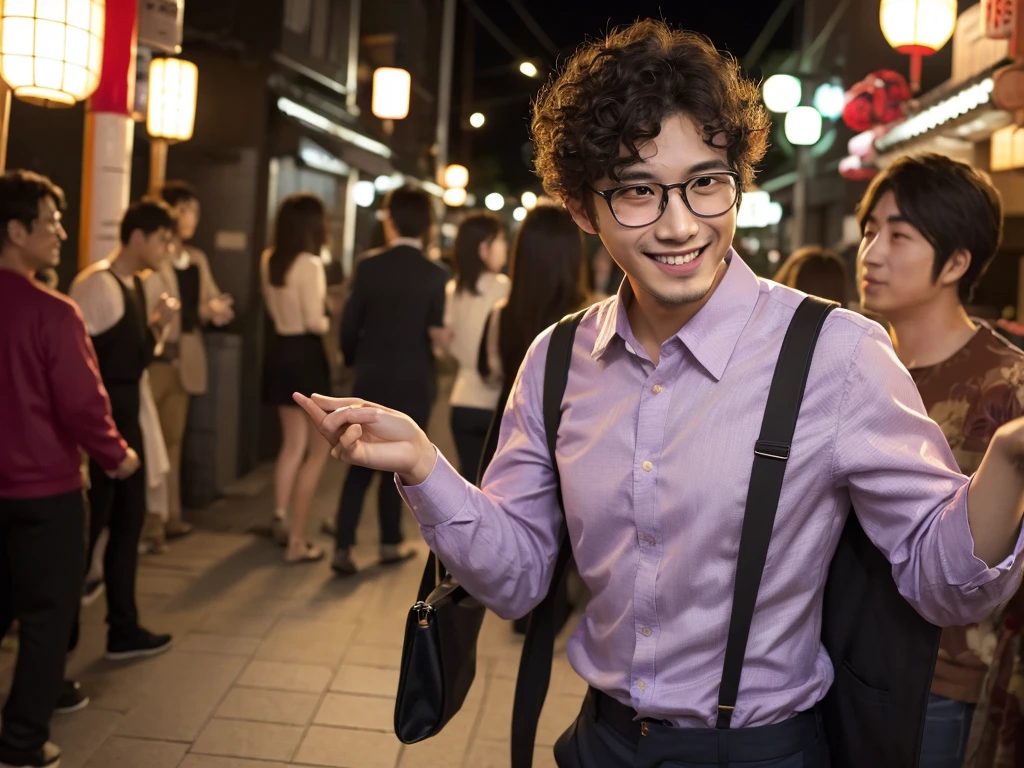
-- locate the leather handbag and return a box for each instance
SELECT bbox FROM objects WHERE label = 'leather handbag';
[394,551,486,743]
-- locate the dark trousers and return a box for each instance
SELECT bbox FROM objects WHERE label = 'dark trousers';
[554,689,829,768]
[87,444,146,639]
[450,406,495,483]
[0,492,85,753]
[335,466,403,549]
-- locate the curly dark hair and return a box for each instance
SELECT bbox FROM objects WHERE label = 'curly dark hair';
[531,20,770,216]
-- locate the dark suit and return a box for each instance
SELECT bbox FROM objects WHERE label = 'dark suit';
[336,244,447,549]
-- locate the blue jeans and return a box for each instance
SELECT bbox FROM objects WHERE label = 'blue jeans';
[920,693,975,768]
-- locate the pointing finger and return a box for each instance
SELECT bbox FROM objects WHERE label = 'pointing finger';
[292,393,326,427]
[311,393,363,412]
[321,405,381,434]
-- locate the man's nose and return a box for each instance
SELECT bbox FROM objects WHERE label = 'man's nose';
[653,189,699,240]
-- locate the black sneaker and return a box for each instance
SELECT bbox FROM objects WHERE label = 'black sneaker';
[331,549,357,576]
[105,627,172,661]
[53,680,89,715]
[0,740,60,767]
[81,579,104,607]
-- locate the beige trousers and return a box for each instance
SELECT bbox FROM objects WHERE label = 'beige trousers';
[148,361,189,525]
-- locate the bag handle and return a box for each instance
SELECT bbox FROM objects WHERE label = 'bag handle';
[510,309,587,768]
[716,296,836,728]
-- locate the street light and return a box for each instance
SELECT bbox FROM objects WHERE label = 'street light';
[371,67,411,120]
[0,0,105,107]
[469,112,485,128]
[442,187,467,207]
[444,164,469,189]
[513,206,527,221]
[146,56,199,195]
[879,0,957,92]
[521,191,537,210]
[813,83,845,120]
[353,180,376,207]
[484,192,504,211]
[520,61,538,78]
[762,74,801,113]
[785,107,823,146]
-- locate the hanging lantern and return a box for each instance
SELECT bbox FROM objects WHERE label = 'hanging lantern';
[842,70,911,132]
[442,187,466,207]
[147,57,198,142]
[879,0,957,92]
[785,107,823,146]
[762,74,802,113]
[443,164,468,189]
[372,67,411,120]
[0,0,105,107]
[981,0,1015,40]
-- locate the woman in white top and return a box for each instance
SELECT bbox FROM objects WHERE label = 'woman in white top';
[442,213,509,481]
[260,194,331,564]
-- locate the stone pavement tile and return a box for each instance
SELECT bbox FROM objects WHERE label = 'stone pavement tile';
[353,614,407,648]
[137,571,195,596]
[196,610,281,638]
[535,693,582,747]
[178,633,261,656]
[74,650,176,714]
[330,664,400,698]
[82,736,187,768]
[179,758,289,768]
[49,707,122,768]
[255,617,356,667]
[464,740,558,768]
[215,687,320,725]
[550,656,588,699]
[116,652,246,741]
[191,718,304,761]
[344,644,403,669]
[475,677,516,743]
[293,725,402,768]
[396,674,486,767]
[314,692,395,731]
[237,659,332,692]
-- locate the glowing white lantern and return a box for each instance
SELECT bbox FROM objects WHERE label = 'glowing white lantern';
[444,164,469,189]
[813,83,845,120]
[442,187,467,207]
[785,106,823,146]
[880,0,957,90]
[353,180,376,208]
[521,191,537,210]
[762,74,801,113]
[520,61,538,78]
[469,112,485,128]
[372,67,411,120]
[512,206,527,221]
[0,0,105,107]
[484,192,504,211]
[147,57,198,141]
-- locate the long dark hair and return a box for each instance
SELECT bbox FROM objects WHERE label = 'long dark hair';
[268,194,327,286]
[499,205,586,379]
[454,212,503,295]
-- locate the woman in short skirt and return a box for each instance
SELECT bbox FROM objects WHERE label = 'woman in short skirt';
[260,193,332,563]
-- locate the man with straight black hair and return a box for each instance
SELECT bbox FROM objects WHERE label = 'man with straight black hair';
[70,199,178,662]
[858,153,1022,766]
[329,185,447,576]
[0,170,139,768]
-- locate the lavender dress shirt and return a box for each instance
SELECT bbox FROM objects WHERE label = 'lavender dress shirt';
[399,251,1024,729]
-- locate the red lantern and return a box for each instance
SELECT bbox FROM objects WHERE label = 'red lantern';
[842,70,912,132]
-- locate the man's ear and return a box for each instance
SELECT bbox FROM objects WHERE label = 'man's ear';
[937,248,972,288]
[564,195,599,235]
[6,219,28,247]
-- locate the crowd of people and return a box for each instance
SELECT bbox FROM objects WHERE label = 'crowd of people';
[4,16,1024,768]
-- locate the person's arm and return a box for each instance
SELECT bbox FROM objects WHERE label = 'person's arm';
[193,248,233,326]
[294,329,564,619]
[340,261,367,365]
[49,307,129,472]
[69,271,123,337]
[296,256,330,335]
[835,323,1024,627]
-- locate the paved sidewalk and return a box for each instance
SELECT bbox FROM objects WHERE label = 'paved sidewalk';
[2,400,586,767]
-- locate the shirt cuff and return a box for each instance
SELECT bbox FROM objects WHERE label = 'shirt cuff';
[939,475,1024,590]
[394,449,470,527]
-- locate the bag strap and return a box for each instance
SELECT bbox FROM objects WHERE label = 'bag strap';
[510,309,587,768]
[716,296,836,729]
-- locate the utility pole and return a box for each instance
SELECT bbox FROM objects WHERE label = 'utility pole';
[435,0,457,186]
[792,0,814,251]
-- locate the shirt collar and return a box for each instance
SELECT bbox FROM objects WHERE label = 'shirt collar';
[390,237,424,251]
[590,248,761,381]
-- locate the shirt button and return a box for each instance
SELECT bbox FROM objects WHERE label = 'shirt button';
[642,627,652,637]
[637,680,646,692]
[641,534,655,546]
[642,460,653,472]
[652,384,663,394]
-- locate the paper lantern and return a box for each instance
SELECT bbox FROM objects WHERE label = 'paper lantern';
[0,0,105,107]
[762,74,801,113]
[442,187,466,207]
[785,107,823,146]
[842,70,911,131]
[879,0,957,91]
[981,0,1015,40]
[443,164,468,189]
[372,67,410,120]
[484,193,504,211]
[147,57,198,141]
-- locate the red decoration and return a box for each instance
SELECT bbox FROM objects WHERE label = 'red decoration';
[838,155,878,181]
[842,70,912,132]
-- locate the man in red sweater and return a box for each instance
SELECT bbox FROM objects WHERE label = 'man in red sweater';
[0,170,138,768]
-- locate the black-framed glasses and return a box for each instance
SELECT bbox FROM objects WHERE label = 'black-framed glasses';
[591,171,740,228]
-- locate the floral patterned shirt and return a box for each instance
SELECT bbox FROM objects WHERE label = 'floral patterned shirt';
[910,323,1024,704]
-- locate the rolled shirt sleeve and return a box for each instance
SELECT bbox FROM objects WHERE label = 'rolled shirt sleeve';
[398,329,563,620]
[834,323,1024,627]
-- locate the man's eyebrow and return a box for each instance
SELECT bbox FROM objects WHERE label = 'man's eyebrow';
[614,159,733,183]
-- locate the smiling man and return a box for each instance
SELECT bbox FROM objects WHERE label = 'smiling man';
[857,153,1023,768]
[295,21,1024,767]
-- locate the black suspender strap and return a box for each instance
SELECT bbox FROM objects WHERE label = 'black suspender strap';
[716,296,837,730]
[510,309,587,768]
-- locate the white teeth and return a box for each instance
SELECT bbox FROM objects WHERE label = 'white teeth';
[654,249,701,266]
